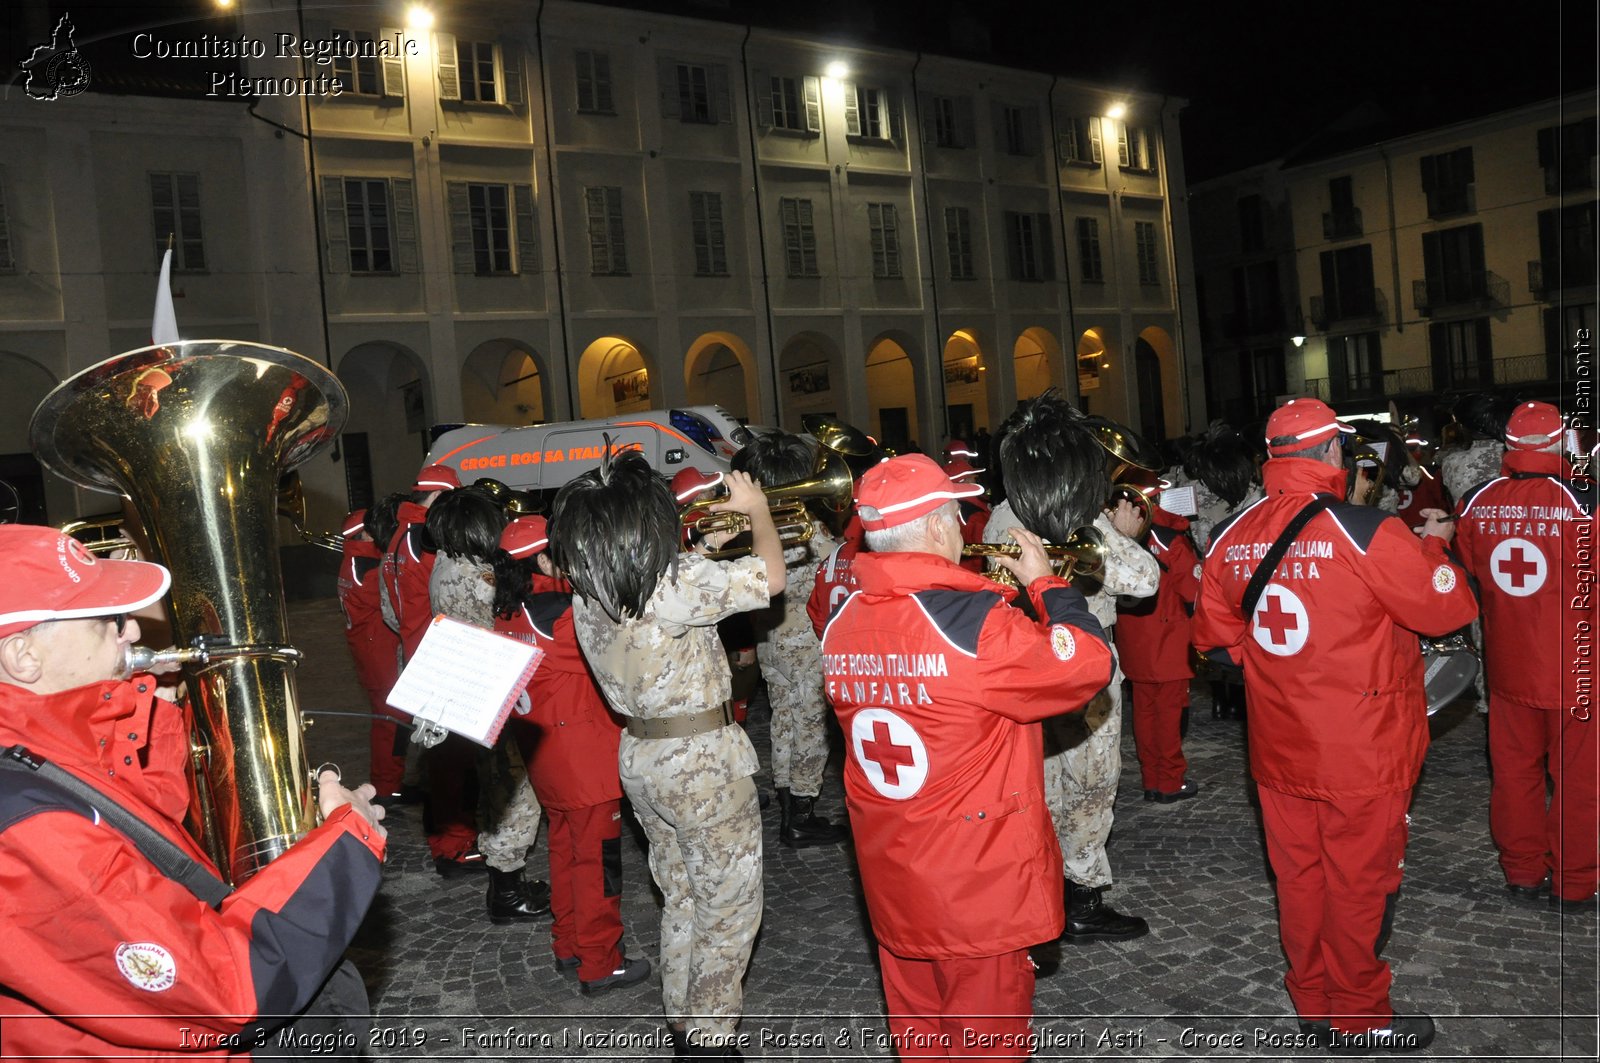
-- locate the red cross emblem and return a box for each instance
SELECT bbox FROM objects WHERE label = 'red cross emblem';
[1490,538,1545,597]
[850,708,929,799]
[1251,585,1308,656]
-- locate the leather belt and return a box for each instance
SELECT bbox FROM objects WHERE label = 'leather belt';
[624,702,736,740]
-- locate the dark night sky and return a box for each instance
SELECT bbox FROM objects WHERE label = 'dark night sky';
[5,0,1594,180]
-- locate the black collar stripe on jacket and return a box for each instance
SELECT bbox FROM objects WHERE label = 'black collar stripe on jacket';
[910,589,1002,658]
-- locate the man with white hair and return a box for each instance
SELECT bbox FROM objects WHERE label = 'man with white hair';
[822,454,1113,1059]
[1453,401,1597,911]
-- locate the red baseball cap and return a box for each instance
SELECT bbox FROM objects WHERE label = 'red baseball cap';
[856,454,983,531]
[0,527,171,639]
[1505,401,1563,451]
[341,509,368,537]
[499,515,549,558]
[672,468,725,503]
[943,439,979,461]
[413,464,461,493]
[1265,398,1355,456]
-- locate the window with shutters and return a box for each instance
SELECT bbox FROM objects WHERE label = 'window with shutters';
[437,36,523,107]
[1116,122,1157,173]
[660,59,730,124]
[931,96,961,148]
[1327,331,1384,399]
[689,191,727,277]
[945,207,974,281]
[468,184,511,273]
[0,177,14,273]
[1537,121,1598,194]
[585,187,628,276]
[447,181,537,275]
[1076,217,1104,282]
[1237,194,1265,252]
[678,63,719,123]
[767,75,821,133]
[575,49,614,113]
[1535,202,1598,292]
[457,40,499,102]
[1059,116,1102,166]
[149,172,206,271]
[867,203,901,278]
[1420,147,1474,218]
[1135,221,1160,285]
[343,178,395,273]
[329,29,403,97]
[779,197,819,277]
[1000,104,1034,156]
[845,84,897,141]
[1003,211,1053,282]
[1420,223,1487,306]
[1429,318,1493,389]
[1317,245,1377,323]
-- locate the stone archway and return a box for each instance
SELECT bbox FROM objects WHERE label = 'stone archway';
[865,331,922,453]
[777,331,844,433]
[1074,328,1111,411]
[684,331,756,420]
[576,336,652,419]
[0,351,62,523]
[1137,325,1181,443]
[460,339,548,425]
[941,328,990,442]
[1014,327,1064,402]
[337,341,430,502]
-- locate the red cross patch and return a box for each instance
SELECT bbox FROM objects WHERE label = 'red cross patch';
[1251,584,1309,657]
[850,708,929,799]
[1489,538,1545,597]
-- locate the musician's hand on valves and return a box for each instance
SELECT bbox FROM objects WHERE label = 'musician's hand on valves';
[1416,507,1457,543]
[1108,497,1143,539]
[316,767,388,842]
[992,527,1055,587]
[710,470,766,518]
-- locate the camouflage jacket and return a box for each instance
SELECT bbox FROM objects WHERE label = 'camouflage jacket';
[1440,440,1505,507]
[750,522,837,685]
[982,504,1156,628]
[429,552,495,629]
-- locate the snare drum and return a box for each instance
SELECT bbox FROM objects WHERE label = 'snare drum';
[1420,634,1480,715]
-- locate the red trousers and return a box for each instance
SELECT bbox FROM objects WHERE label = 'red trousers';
[1258,787,1409,1032]
[878,946,1035,1060]
[363,683,408,797]
[546,800,625,981]
[1130,679,1189,793]
[1489,695,1600,902]
[424,734,480,861]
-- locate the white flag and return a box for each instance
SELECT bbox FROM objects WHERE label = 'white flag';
[152,248,179,346]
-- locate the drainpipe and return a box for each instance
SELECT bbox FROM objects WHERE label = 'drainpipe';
[1381,146,1403,334]
[909,52,949,443]
[534,0,578,418]
[739,25,782,425]
[1154,93,1191,433]
[1047,74,1078,381]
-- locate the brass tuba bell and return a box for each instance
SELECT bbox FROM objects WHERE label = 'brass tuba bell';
[31,341,347,883]
[1090,418,1164,541]
[682,447,855,559]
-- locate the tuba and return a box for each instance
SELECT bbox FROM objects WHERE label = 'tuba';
[31,341,347,884]
[1090,418,1164,541]
[682,447,854,558]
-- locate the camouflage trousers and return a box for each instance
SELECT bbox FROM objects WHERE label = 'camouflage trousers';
[477,735,543,873]
[620,748,763,1044]
[766,672,831,797]
[1042,661,1125,889]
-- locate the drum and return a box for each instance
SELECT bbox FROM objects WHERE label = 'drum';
[1421,634,1480,715]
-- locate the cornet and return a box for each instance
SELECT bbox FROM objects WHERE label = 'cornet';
[681,448,854,559]
[962,525,1106,586]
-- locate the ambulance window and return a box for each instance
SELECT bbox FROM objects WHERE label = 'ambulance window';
[670,410,723,455]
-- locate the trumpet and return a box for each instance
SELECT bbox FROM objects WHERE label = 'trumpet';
[962,525,1106,586]
[681,448,854,559]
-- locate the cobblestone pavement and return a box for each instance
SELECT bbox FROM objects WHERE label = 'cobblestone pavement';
[289,599,1598,1061]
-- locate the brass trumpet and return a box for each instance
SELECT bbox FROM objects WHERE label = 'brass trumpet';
[681,448,854,558]
[962,525,1106,586]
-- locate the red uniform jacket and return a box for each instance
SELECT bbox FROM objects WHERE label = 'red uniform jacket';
[808,538,862,638]
[821,552,1113,960]
[1453,449,1595,710]
[381,502,437,661]
[337,537,400,696]
[1192,458,1479,800]
[0,680,384,1059]
[494,575,624,811]
[1115,512,1201,682]
[1396,466,1448,529]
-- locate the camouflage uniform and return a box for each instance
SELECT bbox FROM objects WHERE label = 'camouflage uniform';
[1190,481,1264,555]
[573,552,769,1048]
[1439,439,1505,711]
[751,523,839,797]
[430,553,543,873]
[984,505,1158,888]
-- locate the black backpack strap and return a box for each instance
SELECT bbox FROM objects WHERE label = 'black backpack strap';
[0,745,233,909]
[1240,497,1334,618]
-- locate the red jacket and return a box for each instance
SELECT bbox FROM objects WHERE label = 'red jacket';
[1452,449,1594,710]
[808,538,862,638]
[337,537,401,696]
[821,552,1112,959]
[1115,512,1200,682]
[381,502,437,661]
[0,680,385,1060]
[494,575,624,810]
[1192,457,1478,799]
[1396,466,1448,530]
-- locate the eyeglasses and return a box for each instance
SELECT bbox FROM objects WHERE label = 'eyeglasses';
[104,614,128,636]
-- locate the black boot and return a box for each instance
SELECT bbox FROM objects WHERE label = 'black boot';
[1062,881,1148,944]
[487,867,550,925]
[780,793,849,849]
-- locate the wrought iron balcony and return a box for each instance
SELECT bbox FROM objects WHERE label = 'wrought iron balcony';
[1309,288,1386,330]
[1412,270,1508,316]
[1495,352,1559,386]
[1322,208,1364,240]
[1528,258,1597,297]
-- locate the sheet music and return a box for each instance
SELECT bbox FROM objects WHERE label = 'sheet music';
[1159,484,1198,517]
[386,615,544,747]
